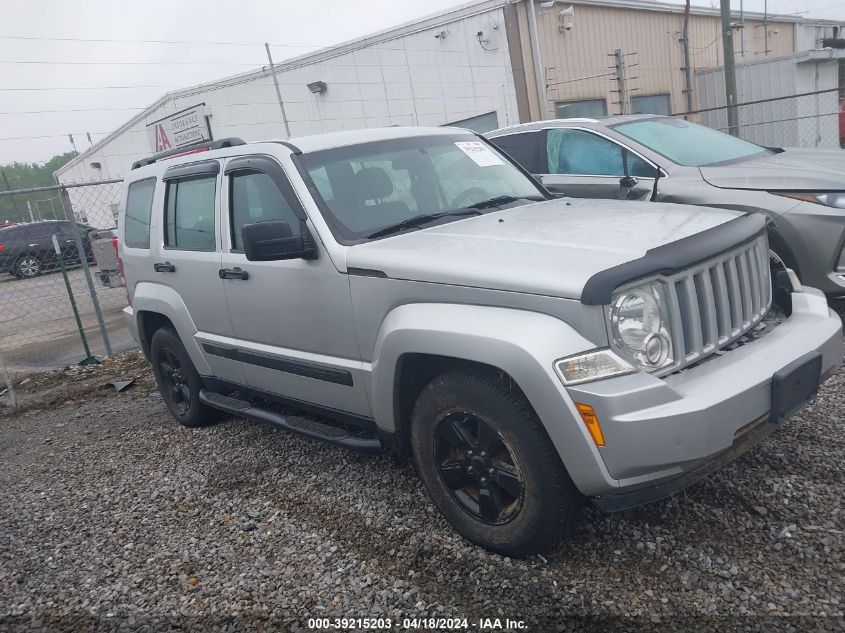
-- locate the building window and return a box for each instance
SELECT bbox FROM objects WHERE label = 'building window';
[554,99,607,119]
[631,94,671,115]
[444,111,499,133]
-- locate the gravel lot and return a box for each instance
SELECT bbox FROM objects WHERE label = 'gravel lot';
[0,347,843,632]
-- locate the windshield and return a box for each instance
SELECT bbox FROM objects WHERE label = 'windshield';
[612,118,771,167]
[299,134,545,243]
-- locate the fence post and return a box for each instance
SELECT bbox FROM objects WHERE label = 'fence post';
[0,352,17,412]
[58,186,113,356]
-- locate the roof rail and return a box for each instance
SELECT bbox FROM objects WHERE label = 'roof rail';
[131,137,246,170]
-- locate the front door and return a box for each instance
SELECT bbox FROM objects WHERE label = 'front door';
[218,154,371,418]
[540,128,656,199]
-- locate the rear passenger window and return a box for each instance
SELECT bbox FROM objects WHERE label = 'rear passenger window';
[490,132,547,173]
[124,178,156,249]
[164,176,217,251]
[229,171,301,251]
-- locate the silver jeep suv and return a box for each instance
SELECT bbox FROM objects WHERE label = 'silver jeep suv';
[118,127,842,556]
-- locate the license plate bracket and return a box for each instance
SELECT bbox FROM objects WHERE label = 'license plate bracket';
[771,351,822,424]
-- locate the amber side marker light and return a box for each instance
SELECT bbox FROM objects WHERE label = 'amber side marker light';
[575,402,605,447]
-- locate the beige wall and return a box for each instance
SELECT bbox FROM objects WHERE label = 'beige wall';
[513,1,796,120]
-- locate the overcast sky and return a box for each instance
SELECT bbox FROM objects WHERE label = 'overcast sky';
[2,0,844,166]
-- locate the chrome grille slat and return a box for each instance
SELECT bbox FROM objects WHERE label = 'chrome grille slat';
[711,264,731,343]
[661,235,771,375]
[698,270,719,351]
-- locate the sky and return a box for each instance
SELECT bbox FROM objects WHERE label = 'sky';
[1,0,844,166]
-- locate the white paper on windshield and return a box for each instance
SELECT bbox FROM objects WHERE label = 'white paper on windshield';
[454,141,504,167]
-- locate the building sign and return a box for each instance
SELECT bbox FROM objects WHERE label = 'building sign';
[146,104,212,152]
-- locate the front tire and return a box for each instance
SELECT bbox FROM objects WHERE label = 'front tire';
[150,327,220,428]
[411,370,582,557]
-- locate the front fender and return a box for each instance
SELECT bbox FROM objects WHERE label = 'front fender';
[370,303,619,494]
[132,282,211,376]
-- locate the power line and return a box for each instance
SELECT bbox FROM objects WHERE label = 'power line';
[0,59,270,66]
[0,85,195,91]
[0,102,286,115]
[0,34,327,48]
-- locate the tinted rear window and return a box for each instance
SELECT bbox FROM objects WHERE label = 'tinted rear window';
[125,178,156,249]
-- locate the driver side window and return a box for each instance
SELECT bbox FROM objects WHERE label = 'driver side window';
[229,171,302,251]
[546,129,653,177]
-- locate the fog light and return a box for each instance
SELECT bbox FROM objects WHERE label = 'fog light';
[575,402,605,447]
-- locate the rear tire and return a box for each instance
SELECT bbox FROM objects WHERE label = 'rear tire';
[150,327,220,428]
[14,255,42,279]
[411,370,582,557]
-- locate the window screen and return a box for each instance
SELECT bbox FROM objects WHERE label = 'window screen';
[554,99,608,119]
[124,178,156,249]
[229,171,302,250]
[164,176,217,251]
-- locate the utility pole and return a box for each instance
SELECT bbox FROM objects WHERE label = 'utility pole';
[612,49,631,115]
[525,0,549,120]
[26,200,35,222]
[720,0,739,136]
[264,43,291,137]
[682,0,694,114]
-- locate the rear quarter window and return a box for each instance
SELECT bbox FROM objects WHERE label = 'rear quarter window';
[124,178,156,249]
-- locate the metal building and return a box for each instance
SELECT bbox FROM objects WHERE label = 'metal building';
[56,0,841,186]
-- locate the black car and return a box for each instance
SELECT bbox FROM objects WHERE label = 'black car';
[0,220,95,279]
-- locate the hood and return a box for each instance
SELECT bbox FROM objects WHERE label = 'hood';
[346,198,741,300]
[700,148,845,191]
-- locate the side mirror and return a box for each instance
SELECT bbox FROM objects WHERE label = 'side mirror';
[619,176,638,190]
[242,219,318,262]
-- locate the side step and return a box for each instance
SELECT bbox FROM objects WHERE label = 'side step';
[199,390,384,455]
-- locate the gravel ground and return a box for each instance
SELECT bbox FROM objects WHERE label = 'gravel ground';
[0,348,843,632]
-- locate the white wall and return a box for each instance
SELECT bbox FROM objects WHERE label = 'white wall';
[56,5,517,185]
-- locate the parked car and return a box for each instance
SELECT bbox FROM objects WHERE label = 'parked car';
[0,220,95,279]
[119,130,841,556]
[487,115,845,295]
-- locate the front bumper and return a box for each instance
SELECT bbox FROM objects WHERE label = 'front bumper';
[567,287,842,503]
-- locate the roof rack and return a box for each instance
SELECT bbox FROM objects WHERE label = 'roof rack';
[131,137,246,170]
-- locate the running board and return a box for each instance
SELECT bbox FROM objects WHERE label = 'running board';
[199,390,384,454]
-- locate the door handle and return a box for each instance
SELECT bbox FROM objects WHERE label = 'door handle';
[153,261,176,273]
[219,267,249,280]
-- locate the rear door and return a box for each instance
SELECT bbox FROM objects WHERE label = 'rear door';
[154,160,244,383]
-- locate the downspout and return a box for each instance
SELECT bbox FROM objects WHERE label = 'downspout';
[525,0,549,120]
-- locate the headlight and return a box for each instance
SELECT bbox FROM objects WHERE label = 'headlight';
[772,192,845,208]
[608,281,674,372]
[554,349,634,386]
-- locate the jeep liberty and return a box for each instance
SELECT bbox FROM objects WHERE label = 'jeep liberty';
[118,128,842,556]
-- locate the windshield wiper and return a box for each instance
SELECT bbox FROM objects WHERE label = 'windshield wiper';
[366,209,481,240]
[465,194,545,210]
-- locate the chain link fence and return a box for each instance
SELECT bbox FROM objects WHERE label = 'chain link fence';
[0,179,129,384]
[674,87,842,149]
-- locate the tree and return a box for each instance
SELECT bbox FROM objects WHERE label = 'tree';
[0,152,78,223]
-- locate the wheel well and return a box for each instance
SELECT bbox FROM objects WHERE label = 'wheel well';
[766,228,800,276]
[137,311,175,359]
[391,353,527,458]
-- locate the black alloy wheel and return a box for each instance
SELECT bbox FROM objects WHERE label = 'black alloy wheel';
[434,412,524,524]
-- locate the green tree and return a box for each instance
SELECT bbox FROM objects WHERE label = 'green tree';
[0,151,78,223]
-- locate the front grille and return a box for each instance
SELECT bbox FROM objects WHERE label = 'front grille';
[666,235,771,369]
